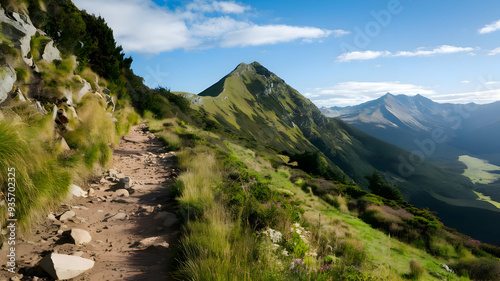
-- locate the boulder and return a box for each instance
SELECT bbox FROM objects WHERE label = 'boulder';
[70,228,92,245]
[59,210,75,222]
[113,189,129,197]
[119,177,132,189]
[69,184,87,198]
[38,253,94,280]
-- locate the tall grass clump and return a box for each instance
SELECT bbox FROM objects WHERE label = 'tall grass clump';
[158,131,182,151]
[64,96,117,171]
[177,149,221,219]
[0,120,70,234]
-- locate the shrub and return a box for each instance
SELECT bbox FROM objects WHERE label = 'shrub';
[453,258,500,280]
[409,259,425,280]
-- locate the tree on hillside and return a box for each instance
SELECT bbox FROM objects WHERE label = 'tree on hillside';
[366,170,403,201]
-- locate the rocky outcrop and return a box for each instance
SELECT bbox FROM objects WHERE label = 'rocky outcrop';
[74,75,93,102]
[0,6,39,67]
[41,40,62,63]
[0,64,16,103]
[38,253,94,280]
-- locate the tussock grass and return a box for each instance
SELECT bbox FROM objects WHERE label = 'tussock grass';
[158,131,182,151]
[0,120,70,232]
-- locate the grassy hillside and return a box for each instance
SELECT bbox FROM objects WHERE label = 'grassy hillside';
[191,63,500,245]
[146,117,500,280]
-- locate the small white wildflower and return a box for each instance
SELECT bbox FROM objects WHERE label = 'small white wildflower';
[282,249,289,256]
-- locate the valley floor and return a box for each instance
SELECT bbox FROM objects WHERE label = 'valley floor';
[0,125,180,280]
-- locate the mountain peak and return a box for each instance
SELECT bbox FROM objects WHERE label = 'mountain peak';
[229,61,275,79]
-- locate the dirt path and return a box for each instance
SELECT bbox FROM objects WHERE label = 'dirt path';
[1,124,180,281]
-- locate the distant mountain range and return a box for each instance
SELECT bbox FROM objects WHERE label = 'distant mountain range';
[184,62,500,244]
[320,93,500,166]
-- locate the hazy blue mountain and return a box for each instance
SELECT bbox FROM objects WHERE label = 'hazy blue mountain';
[321,94,500,165]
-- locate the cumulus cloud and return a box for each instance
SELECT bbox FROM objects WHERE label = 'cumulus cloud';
[337,45,475,62]
[221,25,333,47]
[73,0,348,54]
[461,80,471,84]
[308,81,436,107]
[479,19,500,34]
[488,47,500,56]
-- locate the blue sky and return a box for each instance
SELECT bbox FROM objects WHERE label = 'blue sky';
[73,0,500,107]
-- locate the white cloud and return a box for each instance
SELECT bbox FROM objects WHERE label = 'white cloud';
[337,45,475,62]
[74,0,194,53]
[393,45,475,57]
[488,47,500,56]
[221,25,333,47]
[461,80,471,84]
[186,0,250,14]
[336,50,391,62]
[73,0,347,54]
[309,81,436,107]
[479,19,500,34]
[431,90,500,104]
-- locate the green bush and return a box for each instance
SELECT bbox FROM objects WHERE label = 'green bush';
[453,258,500,280]
[409,259,425,280]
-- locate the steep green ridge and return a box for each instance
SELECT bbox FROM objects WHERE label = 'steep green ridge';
[195,63,475,198]
[192,62,500,245]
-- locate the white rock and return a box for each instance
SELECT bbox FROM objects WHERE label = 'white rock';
[74,76,92,102]
[41,40,61,62]
[47,213,57,221]
[38,253,94,280]
[139,236,169,248]
[114,189,129,197]
[0,65,16,104]
[34,101,47,115]
[59,210,75,222]
[12,88,26,102]
[108,168,118,178]
[70,228,92,245]
[69,184,87,198]
[88,188,96,197]
[0,9,38,67]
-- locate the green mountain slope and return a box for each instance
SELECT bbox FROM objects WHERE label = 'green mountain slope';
[191,62,500,244]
